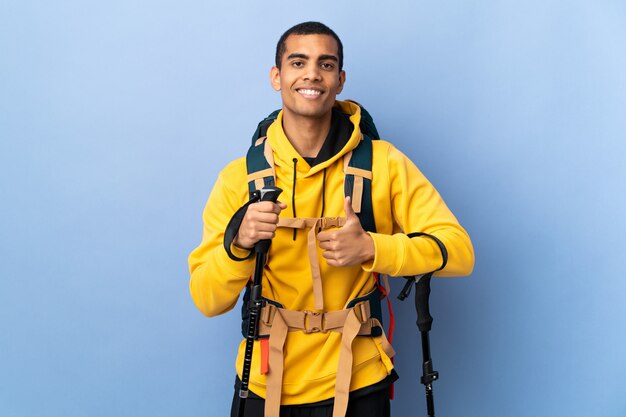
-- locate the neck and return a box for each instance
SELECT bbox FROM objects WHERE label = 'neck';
[281,110,333,158]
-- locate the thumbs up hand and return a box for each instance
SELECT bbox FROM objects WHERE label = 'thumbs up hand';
[317,197,375,267]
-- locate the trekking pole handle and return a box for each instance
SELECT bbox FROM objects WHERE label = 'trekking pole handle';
[415,274,434,333]
[254,187,283,254]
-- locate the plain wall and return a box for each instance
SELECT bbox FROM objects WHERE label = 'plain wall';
[1,1,625,416]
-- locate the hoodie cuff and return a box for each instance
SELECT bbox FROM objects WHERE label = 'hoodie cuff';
[361,232,405,276]
[230,242,254,260]
[220,244,255,277]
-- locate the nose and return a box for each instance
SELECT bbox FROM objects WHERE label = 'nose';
[303,63,321,81]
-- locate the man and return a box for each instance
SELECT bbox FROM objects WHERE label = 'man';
[189,21,474,417]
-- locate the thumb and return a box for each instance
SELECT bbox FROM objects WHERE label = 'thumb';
[344,196,358,220]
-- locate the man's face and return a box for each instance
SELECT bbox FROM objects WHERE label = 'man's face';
[271,34,345,120]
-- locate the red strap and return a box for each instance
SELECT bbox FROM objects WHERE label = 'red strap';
[386,294,396,399]
[375,274,395,344]
[385,292,395,344]
[260,338,269,375]
[375,273,396,400]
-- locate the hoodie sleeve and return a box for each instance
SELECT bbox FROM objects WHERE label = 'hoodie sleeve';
[188,160,255,317]
[362,143,474,277]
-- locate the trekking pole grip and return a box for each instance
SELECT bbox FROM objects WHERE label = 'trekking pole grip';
[414,274,434,333]
[254,187,283,254]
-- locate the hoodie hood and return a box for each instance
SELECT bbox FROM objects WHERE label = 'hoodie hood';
[265,100,363,178]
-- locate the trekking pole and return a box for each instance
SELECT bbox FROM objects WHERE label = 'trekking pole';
[398,232,448,417]
[398,274,438,417]
[238,187,282,417]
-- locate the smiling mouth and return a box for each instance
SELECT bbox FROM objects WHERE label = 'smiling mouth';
[296,88,323,99]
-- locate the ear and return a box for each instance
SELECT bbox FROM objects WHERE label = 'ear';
[270,66,281,91]
[336,70,346,94]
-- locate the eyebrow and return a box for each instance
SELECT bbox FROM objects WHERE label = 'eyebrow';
[286,53,338,62]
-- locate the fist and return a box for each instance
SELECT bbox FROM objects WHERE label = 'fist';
[234,201,287,249]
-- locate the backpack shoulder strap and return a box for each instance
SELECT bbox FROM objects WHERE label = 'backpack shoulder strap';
[344,134,376,233]
[246,137,276,198]
[251,110,281,144]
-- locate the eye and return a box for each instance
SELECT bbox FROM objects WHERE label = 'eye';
[321,62,335,70]
[291,61,304,68]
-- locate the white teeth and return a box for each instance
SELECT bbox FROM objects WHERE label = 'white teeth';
[298,89,321,96]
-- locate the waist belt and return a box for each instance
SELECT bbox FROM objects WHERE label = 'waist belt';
[250,289,395,417]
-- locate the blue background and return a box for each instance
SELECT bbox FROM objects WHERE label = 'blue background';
[1,1,625,416]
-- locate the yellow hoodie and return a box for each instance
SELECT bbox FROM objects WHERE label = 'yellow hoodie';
[189,100,474,405]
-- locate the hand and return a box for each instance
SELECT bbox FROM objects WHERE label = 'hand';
[317,197,375,267]
[234,201,287,249]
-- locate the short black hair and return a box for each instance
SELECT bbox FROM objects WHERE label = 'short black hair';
[275,21,344,71]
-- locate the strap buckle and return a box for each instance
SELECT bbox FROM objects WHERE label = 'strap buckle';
[353,301,371,324]
[261,303,277,326]
[316,217,345,233]
[303,310,326,334]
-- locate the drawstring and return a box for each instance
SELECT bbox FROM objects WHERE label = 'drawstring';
[292,158,298,240]
[320,168,327,217]
[290,162,327,239]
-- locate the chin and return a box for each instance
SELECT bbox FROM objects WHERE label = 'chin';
[294,103,334,118]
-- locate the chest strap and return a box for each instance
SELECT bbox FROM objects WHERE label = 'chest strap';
[277,216,346,311]
[257,299,395,417]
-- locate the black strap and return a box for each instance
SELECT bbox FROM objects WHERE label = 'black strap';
[223,194,261,261]
[406,232,448,271]
[398,232,448,302]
